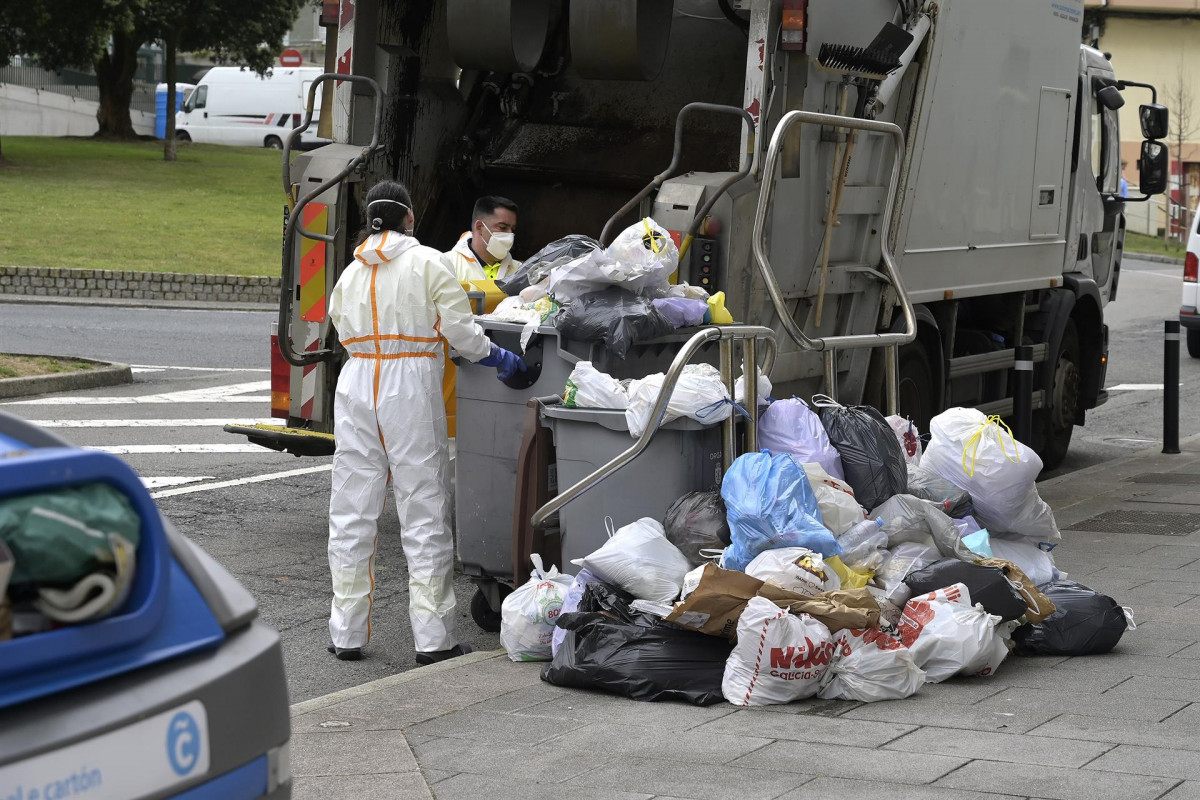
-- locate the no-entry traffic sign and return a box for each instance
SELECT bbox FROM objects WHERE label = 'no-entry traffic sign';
[279,49,303,67]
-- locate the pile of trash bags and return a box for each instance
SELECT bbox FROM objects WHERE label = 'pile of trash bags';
[500,402,1136,707]
[0,482,142,640]
[487,218,735,359]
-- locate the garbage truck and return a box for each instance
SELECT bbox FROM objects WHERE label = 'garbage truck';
[226,0,1169,621]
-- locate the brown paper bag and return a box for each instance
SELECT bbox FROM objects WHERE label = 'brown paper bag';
[665,563,880,639]
[980,557,1056,623]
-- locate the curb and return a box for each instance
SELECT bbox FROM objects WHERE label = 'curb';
[289,650,505,717]
[1126,252,1185,266]
[1039,431,1200,491]
[0,356,133,399]
[0,293,275,313]
[0,265,280,305]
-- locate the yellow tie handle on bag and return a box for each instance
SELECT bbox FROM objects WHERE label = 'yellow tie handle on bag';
[961,415,1022,478]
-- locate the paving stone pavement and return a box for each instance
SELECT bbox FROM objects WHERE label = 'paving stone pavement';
[290,439,1200,800]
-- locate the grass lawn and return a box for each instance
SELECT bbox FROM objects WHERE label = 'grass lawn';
[0,354,95,379]
[1124,230,1187,259]
[0,136,285,276]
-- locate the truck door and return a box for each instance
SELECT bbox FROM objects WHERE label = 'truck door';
[1067,71,1123,295]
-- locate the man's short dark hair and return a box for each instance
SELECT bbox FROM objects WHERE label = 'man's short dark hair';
[473,195,519,222]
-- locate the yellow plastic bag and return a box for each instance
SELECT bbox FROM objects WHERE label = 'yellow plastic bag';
[826,555,872,589]
[707,291,734,324]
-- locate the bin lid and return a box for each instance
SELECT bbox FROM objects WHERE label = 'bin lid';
[541,403,717,433]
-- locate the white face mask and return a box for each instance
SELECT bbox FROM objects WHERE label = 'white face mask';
[482,222,515,260]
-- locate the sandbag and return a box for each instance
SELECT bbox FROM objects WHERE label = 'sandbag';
[802,462,867,536]
[722,597,835,706]
[1013,580,1133,656]
[556,287,673,359]
[907,464,973,518]
[757,399,845,480]
[625,363,731,438]
[663,490,731,568]
[544,611,734,705]
[898,583,1009,681]
[904,558,1026,622]
[818,627,926,702]
[921,408,1060,543]
[571,518,691,603]
[721,451,840,572]
[745,547,839,597]
[816,398,908,511]
[886,415,924,466]
[563,361,628,409]
[501,554,574,662]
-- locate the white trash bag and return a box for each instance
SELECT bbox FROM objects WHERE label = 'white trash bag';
[818,627,926,702]
[625,363,731,438]
[886,415,924,466]
[802,462,867,536]
[723,596,835,706]
[563,361,629,409]
[745,547,839,597]
[605,217,679,287]
[989,534,1060,586]
[550,567,601,658]
[734,372,772,407]
[571,518,691,603]
[501,554,574,662]
[921,408,1060,543]
[872,540,941,608]
[897,583,1008,682]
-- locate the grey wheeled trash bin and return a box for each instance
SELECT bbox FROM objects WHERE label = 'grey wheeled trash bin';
[539,402,724,567]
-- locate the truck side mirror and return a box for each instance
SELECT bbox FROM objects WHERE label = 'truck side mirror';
[1137,140,1169,195]
[1098,85,1125,111]
[1140,103,1168,139]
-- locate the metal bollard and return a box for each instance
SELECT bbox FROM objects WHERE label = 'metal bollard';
[1164,320,1181,455]
[1013,344,1034,445]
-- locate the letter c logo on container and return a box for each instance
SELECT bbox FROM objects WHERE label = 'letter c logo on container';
[166,712,201,776]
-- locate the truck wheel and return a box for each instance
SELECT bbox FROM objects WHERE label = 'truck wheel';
[897,341,936,434]
[175,131,191,142]
[264,135,283,149]
[1038,319,1080,470]
[1188,328,1200,359]
[470,584,511,632]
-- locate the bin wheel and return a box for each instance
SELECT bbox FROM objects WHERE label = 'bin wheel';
[471,584,512,632]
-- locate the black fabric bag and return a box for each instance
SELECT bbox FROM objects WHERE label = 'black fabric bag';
[664,490,731,568]
[1013,580,1130,656]
[904,558,1027,622]
[556,287,673,359]
[818,402,908,511]
[906,464,973,518]
[496,235,602,296]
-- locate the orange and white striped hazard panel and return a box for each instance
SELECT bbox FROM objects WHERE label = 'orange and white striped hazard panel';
[300,203,328,322]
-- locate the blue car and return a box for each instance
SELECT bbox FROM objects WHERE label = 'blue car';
[0,412,291,799]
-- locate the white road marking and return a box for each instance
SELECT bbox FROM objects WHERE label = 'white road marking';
[87,444,273,454]
[130,365,269,373]
[25,418,275,428]
[131,368,165,374]
[4,381,271,406]
[1130,271,1183,280]
[150,464,332,498]
[140,476,214,489]
[1108,383,1176,390]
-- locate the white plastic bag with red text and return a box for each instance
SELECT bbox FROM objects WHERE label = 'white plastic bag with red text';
[897,583,1008,682]
[722,596,835,706]
[818,627,926,702]
[501,554,574,662]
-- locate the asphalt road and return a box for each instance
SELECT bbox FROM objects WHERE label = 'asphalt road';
[0,255,1196,703]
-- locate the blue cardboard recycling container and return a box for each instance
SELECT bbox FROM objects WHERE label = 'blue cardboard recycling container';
[155,82,195,139]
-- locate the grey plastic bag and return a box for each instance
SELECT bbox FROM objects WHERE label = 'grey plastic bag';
[907,463,973,518]
[664,490,731,568]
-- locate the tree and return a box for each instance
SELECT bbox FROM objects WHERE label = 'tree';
[150,0,309,161]
[1163,60,1199,245]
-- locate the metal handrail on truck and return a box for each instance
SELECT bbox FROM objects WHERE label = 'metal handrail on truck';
[751,110,918,413]
[530,325,777,530]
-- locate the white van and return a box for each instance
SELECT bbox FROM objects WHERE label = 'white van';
[175,66,329,149]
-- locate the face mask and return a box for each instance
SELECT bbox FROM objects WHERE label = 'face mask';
[482,222,515,260]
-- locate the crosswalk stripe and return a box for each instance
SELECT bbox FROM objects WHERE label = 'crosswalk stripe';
[150,464,332,498]
[87,444,274,454]
[26,419,276,428]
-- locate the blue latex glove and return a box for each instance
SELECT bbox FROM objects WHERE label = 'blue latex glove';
[478,342,527,381]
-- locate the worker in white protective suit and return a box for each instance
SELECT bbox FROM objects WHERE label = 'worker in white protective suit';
[444,195,522,282]
[326,180,526,663]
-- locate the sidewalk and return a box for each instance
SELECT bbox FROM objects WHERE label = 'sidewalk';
[289,436,1200,800]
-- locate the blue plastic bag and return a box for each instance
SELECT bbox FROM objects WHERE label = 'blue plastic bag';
[720,451,841,572]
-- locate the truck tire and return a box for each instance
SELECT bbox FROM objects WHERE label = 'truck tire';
[175,131,191,142]
[264,135,283,149]
[1038,319,1080,470]
[1188,328,1200,359]
[897,341,937,434]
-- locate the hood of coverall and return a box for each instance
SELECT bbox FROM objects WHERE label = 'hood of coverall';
[356,231,420,265]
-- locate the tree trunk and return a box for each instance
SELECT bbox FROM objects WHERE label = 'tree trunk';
[94,28,141,138]
[164,33,178,162]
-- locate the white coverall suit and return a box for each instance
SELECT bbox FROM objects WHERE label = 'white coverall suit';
[327,231,492,652]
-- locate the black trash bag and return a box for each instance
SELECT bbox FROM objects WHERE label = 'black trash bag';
[907,463,973,518]
[818,402,908,512]
[556,287,673,359]
[1013,580,1131,656]
[904,558,1027,622]
[496,235,603,296]
[576,581,662,627]
[664,490,731,568]
[541,611,734,705]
